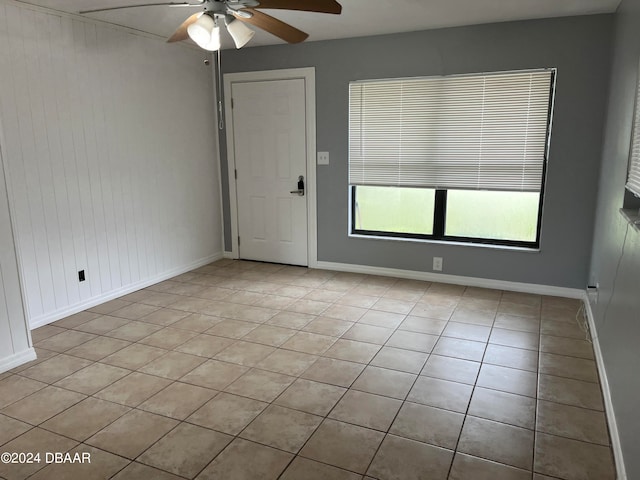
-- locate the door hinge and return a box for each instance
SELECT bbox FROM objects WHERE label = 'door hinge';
[234,169,237,180]
[231,98,234,109]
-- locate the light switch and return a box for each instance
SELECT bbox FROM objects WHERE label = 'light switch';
[317,151,330,165]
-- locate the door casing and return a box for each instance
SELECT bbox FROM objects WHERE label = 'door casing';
[223,67,317,267]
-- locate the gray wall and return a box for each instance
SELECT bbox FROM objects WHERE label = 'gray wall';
[220,15,613,288]
[588,0,640,477]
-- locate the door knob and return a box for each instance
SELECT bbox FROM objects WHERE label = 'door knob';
[290,175,305,196]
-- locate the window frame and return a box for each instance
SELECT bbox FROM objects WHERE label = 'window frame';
[348,69,556,249]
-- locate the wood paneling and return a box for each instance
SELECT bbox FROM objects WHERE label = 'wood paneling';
[0,2,222,326]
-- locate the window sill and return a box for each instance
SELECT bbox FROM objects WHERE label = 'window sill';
[620,208,640,232]
[348,233,541,253]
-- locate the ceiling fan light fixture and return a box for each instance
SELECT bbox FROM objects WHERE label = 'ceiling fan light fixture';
[187,13,215,48]
[225,16,255,49]
[203,25,222,51]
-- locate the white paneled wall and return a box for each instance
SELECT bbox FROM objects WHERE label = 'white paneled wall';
[0,130,34,372]
[0,2,223,327]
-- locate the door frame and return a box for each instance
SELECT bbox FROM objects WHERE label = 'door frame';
[224,67,317,267]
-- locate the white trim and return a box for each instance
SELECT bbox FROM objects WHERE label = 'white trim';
[223,251,234,259]
[223,67,318,267]
[0,347,36,374]
[315,260,584,298]
[583,297,627,480]
[28,252,224,329]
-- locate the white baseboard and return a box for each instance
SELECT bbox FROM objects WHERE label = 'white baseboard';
[0,347,36,374]
[315,261,584,299]
[29,252,224,329]
[223,251,235,259]
[583,297,627,480]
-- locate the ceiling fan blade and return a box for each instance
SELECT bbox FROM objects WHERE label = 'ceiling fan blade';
[167,12,202,43]
[234,8,308,43]
[80,2,203,15]
[254,0,341,14]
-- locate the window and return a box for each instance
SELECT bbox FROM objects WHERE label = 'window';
[349,69,556,248]
[626,61,640,199]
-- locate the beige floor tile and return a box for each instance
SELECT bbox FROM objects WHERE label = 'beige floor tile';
[276,285,314,298]
[30,325,66,343]
[494,313,540,333]
[100,343,167,370]
[281,331,337,355]
[139,423,232,478]
[386,330,439,353]
[300,418,384,474]
[540,318,587,339]
[19,354,93,384]
[304,289,345,303]
[0,375,47,409]
[274,378,346,416]
[539,352,599,383]
[468,387,536,429]
[225,369,295,402]
[322,304,367,322]
[498,302,540,319]
[286,299,331,315]
[476,364,537,397]
[302,357,366,387]
[367,434,453,480]
[242,325,297,347]
[449,452,531,480]
[489,328,540,350]
[74,316,130,335]
[54,363,130,394]
[428,283,466,297]
[450,307,496,326]
[421,355,480,385]
[534,432,615,480]
[29,445,129,480]
[206,319,259,338]
[138,382,217,420]
[342,324,393,344]
[398,315,447,335]
[371,297,416,315]
[138,327,198,349]
[94,372,171,407]
[34,329,97,353]
[483,344,539,372]
[174,334,236,357]
[329,390,401,431]
[352,366,416,399]
[337,293,379,308]
[390,402,464,449]
[280,457,361,480]
[187,392,267,435]
[214,340,276,367]
[537,374,604,410]
[138,351,206,380]
[256,349,318,376]
[110,303,160,320]
[370,346,428,374]
[409,302,455,321]
[40,397,129,441]
[138,308,191,326]
[458,416,534,470]
[303,317,354,337]
[323,339,381,363]
[65,336,131,361]
[196,438,293,480]
[88,299,132,315]
[502,292,541,307]
[52,311,100,329]
[254,294,296,309]
[407,376,473,413]
[9,348,58,374]
[0,428,78,480]
[86,409,178,459]
[266,311,315,329]
[443,321,492,342]
[171,313,224,332]
[462,287,502,301]
[540,335,594,360]
[432,337,486,361]
[111,462,184,480]
[240,404,322,453]
[104,321,163,342]
[1,386,85,425]
[0,414,31,445]
[180,359,249,390]
[358,310,405,329]
[536,400,610,445]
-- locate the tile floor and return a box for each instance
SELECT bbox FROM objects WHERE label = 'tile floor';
[0,260,616,480]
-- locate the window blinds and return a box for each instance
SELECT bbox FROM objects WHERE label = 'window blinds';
[626,64,640,198]
[349,69,554,192]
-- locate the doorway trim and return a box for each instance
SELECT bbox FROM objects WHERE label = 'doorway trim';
[224,67,317,267]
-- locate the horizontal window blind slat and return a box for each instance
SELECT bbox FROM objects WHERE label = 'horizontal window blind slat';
[349,69,554,192]
[626,66,640,197]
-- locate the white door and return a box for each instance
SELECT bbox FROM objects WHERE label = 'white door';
[231,78,308,266]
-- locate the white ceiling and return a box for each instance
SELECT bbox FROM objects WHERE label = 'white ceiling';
[20,0,621,50]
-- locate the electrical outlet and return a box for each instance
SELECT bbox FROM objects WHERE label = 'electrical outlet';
[78,270,85,282]
[433,257,443,271]
[317,151,330,165]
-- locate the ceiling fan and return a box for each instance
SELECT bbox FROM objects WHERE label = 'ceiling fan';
[80,0,343,51]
